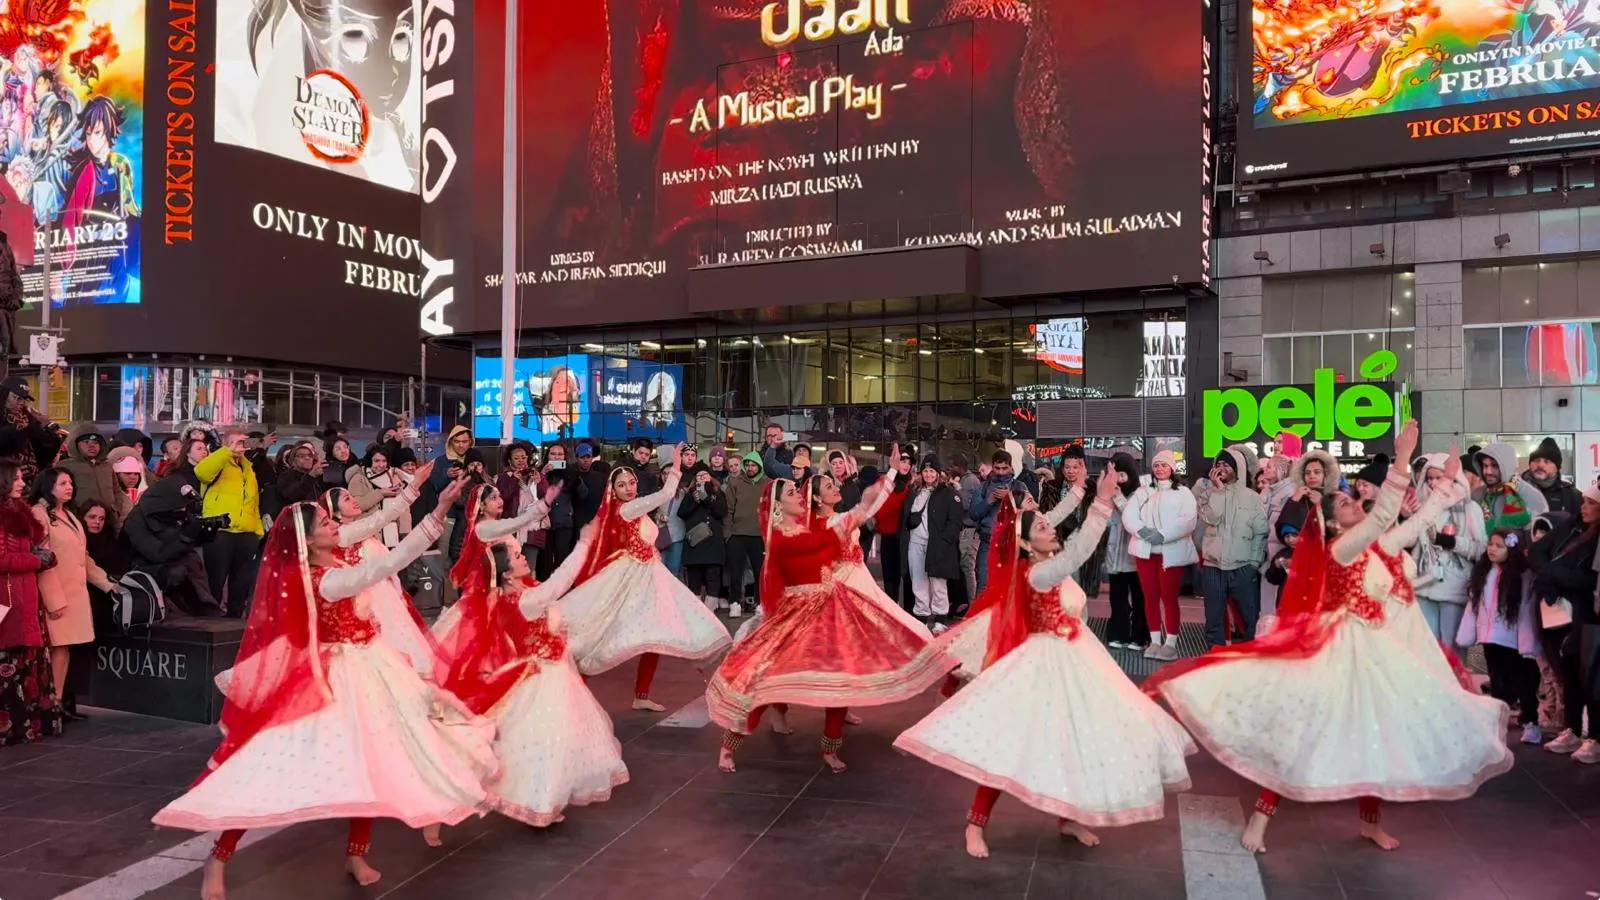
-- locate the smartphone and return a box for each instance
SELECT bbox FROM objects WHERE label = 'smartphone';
[547,459,566,470]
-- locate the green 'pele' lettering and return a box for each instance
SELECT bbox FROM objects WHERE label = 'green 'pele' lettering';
[1201,350,1400,457]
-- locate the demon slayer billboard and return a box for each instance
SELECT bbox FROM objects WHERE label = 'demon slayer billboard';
[1238,0,1600,180]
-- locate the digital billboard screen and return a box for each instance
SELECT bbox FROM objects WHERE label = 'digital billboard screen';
[1237,0,1600,180]
[504,0,1211,318]
[473,355,688,445]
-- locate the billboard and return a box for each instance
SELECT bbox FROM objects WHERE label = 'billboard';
[213,0,421,193]
[497,0,1211,323]
[2,1,146,307]
[1238,0,1600,180]
[472,355,687,445]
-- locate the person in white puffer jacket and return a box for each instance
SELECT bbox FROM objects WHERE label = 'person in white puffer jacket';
[1122,450,1198,661]
[1407,452,1487,645]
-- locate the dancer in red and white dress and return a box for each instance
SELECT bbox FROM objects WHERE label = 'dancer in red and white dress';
[895,469,1194,858]
[708,474,958,774]
[316,462,439,677]
[1145,422,1512,854]
[154,484,499,900]
[433,479,560,641]
[435,529,629,827]
[558,444,730,711]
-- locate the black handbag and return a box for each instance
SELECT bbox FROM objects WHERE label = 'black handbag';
[686,521,714,547]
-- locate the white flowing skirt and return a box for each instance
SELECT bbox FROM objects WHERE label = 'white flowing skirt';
[489,654,629,826]
[368,578,436,678]
[837,561,934,641]
[935,608,992,679]
[896,632,1194,827]
[561,557,731,675]
[154,640,498,832]
[1156,616,1512,803]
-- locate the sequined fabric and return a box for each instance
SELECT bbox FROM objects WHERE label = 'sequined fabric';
[1326,554,1384,625]
[315,593,380,646]
[1025,586,1082,641]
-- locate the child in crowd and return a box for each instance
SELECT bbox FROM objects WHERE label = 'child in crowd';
[1458,527,1541,744]
[1263,522,1298,589]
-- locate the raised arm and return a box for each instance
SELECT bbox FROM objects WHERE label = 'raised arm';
[1044,483,1085,529]
[829,478,889,532]
[1045,498,1113,584]
[338,482,419,546]
[321,513,443,601]
[1379,480,1467,554]
[620,472,679,520]
[519,536,591,619]
[1332,469,1410,565]
[477,499,548,542]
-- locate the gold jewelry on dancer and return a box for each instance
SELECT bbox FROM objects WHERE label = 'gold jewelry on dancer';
[346,840,371,857]
[820,735,843,753]
[721,731,747,751]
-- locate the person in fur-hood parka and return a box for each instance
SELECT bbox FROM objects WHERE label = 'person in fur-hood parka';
[1407,451,1488,643]
[1276,449,1339,539]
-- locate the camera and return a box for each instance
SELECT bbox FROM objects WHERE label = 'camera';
[196,514,231,531]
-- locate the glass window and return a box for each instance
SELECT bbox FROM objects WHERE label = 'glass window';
[1290,336,1320,382]
[260,370,291,427]
[1291,279,1323,332]
[883,324,919,403]
[850,328,882,404]
[1536,260,1579,320]
[1263,337,1292,383]
[290,371,316,426]
[70,366,93,422]
[1320,276,1353,331]
[1261,279,1294,333]
[1461,266,1499,325]
[934,322,976,402]
[788,331,827,406]
[1388,331,1414,383]
[716,337,754,409]
[975,320,1012,401]
[1083,309,1145,396]
[1502,326,1535,388]
[1527,322,1600,386]
[95,366,122,426]
[318,375,342,429]
[1388,272,1416,327]
[1322,332,1354,379]
[1463,328,1500,388]
[1499,264,1538,322]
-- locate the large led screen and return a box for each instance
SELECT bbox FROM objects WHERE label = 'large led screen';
[1238,0,1600,180]
[473,355,688,445]
[6,1,146,307]
[508,0,1211,315]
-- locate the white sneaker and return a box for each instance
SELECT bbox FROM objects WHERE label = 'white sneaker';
[930,621,948,636]
[728,604,743,619]
[1545,729,1583,754]
[1520,724,1543,745]
[1573,739,1600,764]
[1142,643,1162,660]
[1108,640,1128,650]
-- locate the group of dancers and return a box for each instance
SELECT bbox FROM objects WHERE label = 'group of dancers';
[155,426,1517,899]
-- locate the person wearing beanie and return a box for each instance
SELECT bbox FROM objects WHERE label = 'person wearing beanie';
[1522,436,1583,515]
[1352,454,1391,504]
[901,454,963,631]
[1528,494,1600,762]
[825,449,863,512]
[1102,452,1150,649]
[1196,447,1267,649]
[721,450,768,617]
[708,445,730,483]
[1123,450,1198,660]
[1472,443,1548,530]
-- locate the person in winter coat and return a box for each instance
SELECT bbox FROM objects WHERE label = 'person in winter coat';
[873,450,914,609]
[0,460,60,746]
[58,429,115,510]
[30,467,116,716]
[1123,450,1198,660]
[107,448,147,527]
[1041,445,1109,595]
[0,376,62,485]
[1523,437,1584,515]
[193,432,265,618]
[965,448,1037,594]
[273,442,323,512]
[1527,499,1600,763]
[1408,451,1488,645]
[537,444,577,580]
[1474,443,1548,531]
[900,455,963,630]
[1102,452,1149,649]
[121,476,222,617]
[828,450,863,512]
[677,465,729,607]
[570,442,610,532]
[721,451,766,617]
[1196,446,1268,648]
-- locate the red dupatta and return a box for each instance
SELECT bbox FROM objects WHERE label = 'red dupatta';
[758,478,798,617]
[448,484,500,589]
[981,497,1030,669]
[197,503,333,784]
[1144,505,1341,697]
[570,466,648,590]
[436,545,544,715]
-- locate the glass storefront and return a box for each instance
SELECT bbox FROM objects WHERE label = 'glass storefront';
[31,363,471,440]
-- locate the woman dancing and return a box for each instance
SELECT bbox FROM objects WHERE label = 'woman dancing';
[153,482,500,900]
[558,444,730,711]
[708,475,958,774]
[895,469,1194,858]
[1144,422,1513,854]
[436,530,629,827]
[434,479,562,641]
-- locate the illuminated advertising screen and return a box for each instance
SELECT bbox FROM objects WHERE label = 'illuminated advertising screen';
[1238,0,1600,180]
[6,1,146,307]
[503,0,1211,318]
[473,355,688,445]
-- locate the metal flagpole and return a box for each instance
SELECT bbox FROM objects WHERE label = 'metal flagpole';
[37,237,50,401]
[499,0,518,446]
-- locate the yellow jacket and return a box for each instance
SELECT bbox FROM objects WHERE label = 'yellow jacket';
[193,447,264,536]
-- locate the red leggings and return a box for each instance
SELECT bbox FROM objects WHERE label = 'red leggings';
[967,785,1075,829]
[1135,555,1183,636]
[1255,789,1380,823]
[211,818,374,861]
[634,653,659,698]
[723,706,846,756]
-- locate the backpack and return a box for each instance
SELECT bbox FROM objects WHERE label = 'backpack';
[113,570,167,632]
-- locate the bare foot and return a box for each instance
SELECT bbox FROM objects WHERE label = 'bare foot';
[632,698,667,712]
[200,857,227,900]
[346,856,382,887]
[845,712,863,726]
[822,752,847,773]
[964,824,990,858]
[1059,820,1100,847]
[769,708,794,735]
[1240,811,1270,853]
[718,745,737,773]
[1360,821,1400,851]
[422,823,442,847]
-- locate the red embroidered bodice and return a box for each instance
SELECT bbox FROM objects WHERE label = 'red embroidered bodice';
[333,544,363,566]
[768,525,841,587]
[1326,552,1384,624]
[1026,585,1082,640]
[608,516,657,563]
[495,599,567,662]
[310,567,380,645]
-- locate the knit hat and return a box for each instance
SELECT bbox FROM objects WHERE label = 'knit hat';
[1151,450,1177,474]
[1584,482,1600,506]
[113,455,143,474]
[710,444,727,461]
[1530,437,1563,467]
[1355,453,1391,488]
[920,455,943,474]
[1063,443,1085,460]
[1276,520,1300,541]
[1213,450,1238,475]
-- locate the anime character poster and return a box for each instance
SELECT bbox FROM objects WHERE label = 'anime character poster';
[1243,0,1600,176]
[0,0,144,307]
[214,0,422,193]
